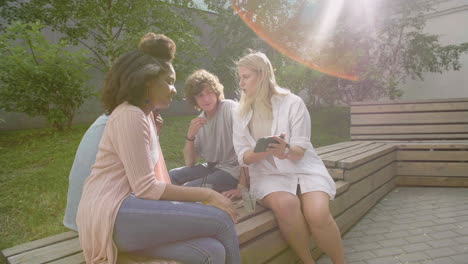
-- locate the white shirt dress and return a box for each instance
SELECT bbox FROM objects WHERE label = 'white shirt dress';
[232,90,336,200]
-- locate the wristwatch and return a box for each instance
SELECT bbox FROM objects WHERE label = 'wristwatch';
[283,143,290,156]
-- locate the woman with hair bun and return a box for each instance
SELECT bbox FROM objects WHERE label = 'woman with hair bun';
[64,33,175,233]
[66,34,240,264]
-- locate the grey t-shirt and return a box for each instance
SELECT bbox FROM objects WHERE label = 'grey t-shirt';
[194,100,240,179]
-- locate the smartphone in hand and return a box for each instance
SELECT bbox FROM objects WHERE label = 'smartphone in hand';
[253,135,284,153]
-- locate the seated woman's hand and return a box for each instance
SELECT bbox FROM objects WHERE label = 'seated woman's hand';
[206,190,239,223]
[222,188,242,201]
[267,133,289,160]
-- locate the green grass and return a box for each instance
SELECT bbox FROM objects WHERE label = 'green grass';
[0,107,349,259]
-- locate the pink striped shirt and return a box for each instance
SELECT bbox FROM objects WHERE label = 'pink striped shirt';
[76,102,170,264]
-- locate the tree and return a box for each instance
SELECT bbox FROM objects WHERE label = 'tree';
[206,0,468,104]
[0,21,93,130]
[0,0,206,76]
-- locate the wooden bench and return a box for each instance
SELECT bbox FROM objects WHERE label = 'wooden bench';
[3,98,468,264]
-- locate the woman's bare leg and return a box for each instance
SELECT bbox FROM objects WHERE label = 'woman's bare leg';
[262,191,315,264]
[301,191,345,264]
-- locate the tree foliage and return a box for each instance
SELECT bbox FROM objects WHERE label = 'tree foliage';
[0,0,206,76]
[206,0,468,105]
[0,21,93,130]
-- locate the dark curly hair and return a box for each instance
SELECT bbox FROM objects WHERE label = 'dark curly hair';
[101,33,176,114]
[184,69,224,110]
[101,50,170,114]
[138,32,176,62]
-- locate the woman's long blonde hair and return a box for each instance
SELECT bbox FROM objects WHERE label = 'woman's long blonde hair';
[236,51,286,119]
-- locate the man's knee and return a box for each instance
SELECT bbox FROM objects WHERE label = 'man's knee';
[168,167,188,185]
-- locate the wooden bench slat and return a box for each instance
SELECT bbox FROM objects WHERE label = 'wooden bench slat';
[344,152,396,183]
[1,231,78,258]
[351,112,468,125]
[240,229,288,264]
[47,252,85,264]
[322,143,386,166]
[321,142,375,159]
[397,150,468,161]
[397,162,468,177]
[396,142,468,149]
[351,124,468,135]
[335,180,350,196]
[327,167,344,180]
[352,134,468,140]
[338,144,396,169]
[351,98,468,106]
[331,164,394,217]
[315,141,364,155]
[236,211,276,244]
[351,102,468,114]
[396,176,468,187]
[8,238,81,264]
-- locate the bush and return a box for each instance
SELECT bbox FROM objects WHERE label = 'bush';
[0,21,93,130]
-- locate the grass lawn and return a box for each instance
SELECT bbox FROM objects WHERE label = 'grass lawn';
[0,107,349,259]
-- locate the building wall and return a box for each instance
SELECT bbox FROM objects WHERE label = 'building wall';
[399,0,468,100]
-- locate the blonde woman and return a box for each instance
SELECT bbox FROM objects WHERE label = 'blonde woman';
[232,51,345,264]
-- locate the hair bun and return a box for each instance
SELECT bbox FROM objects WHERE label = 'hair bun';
[138,33,176,62]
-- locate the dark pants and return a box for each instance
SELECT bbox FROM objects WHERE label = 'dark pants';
[169,164,238,192]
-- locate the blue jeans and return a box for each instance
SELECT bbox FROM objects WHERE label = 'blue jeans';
[169,164,238,192]
[113,195,240,264]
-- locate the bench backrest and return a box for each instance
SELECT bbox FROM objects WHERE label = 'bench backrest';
[350,98,468,141]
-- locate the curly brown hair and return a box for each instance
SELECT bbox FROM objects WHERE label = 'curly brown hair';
[138,33,176,62]
[101,50,170,114]
[184,69,224,110]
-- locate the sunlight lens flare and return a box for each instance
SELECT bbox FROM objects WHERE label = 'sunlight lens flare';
[231,0,381,81]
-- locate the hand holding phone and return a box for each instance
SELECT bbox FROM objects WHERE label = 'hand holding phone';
[253,135,285,153]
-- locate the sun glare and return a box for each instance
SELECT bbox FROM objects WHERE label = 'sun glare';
[231,0,381,81]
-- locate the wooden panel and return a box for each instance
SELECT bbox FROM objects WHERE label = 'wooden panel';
[267,246,321,264]
[344,152,396,183]
[240,229,288,264]
[322,143,383,167]
[236,203,268,222]
[331,164,394,217]
[315,141,364,155]
[351,112,468,125]
[396,142,468,149]
[351,98,468,106]
[397,150,468,161]
[335,181,350,196]
[335,179,395,235]
[396,176,468,187]
[9,238,82,264]
[47,252,85,264]
[1,231,78,258]
[351,102,468,114]
[236,211,277,244]
[338,144,396,169]
[321,142,375,159]
[328,168,344,180]
[397,162,468,177]
[352,134,468,140]
[351,124,468,135]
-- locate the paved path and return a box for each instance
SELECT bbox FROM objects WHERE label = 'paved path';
[317,187,468,264]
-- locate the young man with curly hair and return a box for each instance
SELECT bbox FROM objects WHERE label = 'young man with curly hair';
[169,69,246,199]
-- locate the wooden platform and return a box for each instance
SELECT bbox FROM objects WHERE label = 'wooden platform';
[3,98,468,264]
